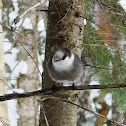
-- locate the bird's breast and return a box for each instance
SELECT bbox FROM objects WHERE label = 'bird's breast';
[53,60,73,72]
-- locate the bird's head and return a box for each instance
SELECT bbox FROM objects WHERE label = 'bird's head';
[52,48,74,71]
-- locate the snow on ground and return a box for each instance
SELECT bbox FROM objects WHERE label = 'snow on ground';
[8,99,18,126]
[9,0,19,24]
[118,0,126,11]
[7,89,24,126]
[3,39,12,52]
[22,18,33,29]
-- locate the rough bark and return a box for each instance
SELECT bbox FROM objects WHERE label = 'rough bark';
[0,1,9,125]
[40,0,85,126]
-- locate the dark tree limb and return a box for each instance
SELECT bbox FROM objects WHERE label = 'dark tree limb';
[0,84,126,102]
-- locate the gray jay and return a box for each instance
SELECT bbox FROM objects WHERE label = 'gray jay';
[47,47,84,85]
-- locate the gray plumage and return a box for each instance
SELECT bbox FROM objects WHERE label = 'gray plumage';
[47,47,84,84]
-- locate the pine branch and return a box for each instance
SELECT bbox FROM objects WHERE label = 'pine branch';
[0,84,126,102]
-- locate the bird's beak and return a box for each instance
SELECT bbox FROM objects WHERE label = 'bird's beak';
[53,56,60,62]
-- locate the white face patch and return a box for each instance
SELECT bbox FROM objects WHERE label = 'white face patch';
[53,51,64,61]
[52,52,74,72]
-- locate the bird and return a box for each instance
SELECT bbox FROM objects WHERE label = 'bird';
[47,47,84,86]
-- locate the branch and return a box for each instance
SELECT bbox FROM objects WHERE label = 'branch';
[13,0,47,24]
[0,117,10,126]
[96,0,126,14]
[0,22,28,39]
[59,98,126,126]
[41,104,49,126]
[0,84,126,102]
[42,96,126,126]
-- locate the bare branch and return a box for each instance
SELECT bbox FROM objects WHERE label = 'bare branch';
[96,0,126,14]
[0,22,28,39]
[13,0,47,24]
[14,37,42,77]
[41,96,126,126]
[0,117,10,126]
[58,97,125,126]
[0,84,126,102]
[41,104,50,126]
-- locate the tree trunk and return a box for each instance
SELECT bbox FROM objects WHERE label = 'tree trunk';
[0,1,9,125]
[17,0,42,125]
[39,0,85,126]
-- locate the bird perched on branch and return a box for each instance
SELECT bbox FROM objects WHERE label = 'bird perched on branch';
[47,47,84,86]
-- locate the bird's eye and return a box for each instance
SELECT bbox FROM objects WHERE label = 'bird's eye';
[62,56,66,60]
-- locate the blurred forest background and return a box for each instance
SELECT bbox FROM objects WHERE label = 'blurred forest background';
[0,0,126,126]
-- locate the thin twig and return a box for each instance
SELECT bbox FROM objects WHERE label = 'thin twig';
[0,22,43,82]
[96,0,126,15]
[85,64,112,70]
[0,117,10,126]
[41,96,126,126]
[13,0,47,24]
[0,77,14,92]
[41,104,50,126]
[80,15,106,31]
[0,21,28,39]
[58,98,125,126]
[14,36,42,77]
